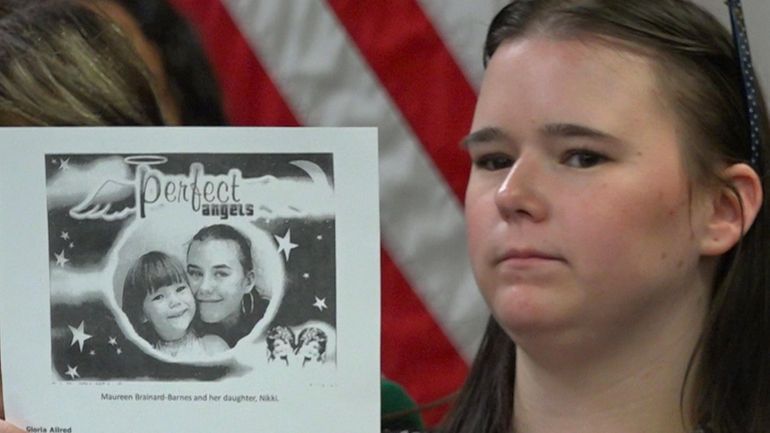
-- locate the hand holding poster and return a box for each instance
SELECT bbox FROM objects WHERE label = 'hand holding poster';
[0,127,379,433]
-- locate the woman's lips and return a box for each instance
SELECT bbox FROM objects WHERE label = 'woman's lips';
[196,298,223,303]
[496,249,563,268]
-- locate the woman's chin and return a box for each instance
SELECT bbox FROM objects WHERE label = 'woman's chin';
[489,287,582,339]
[199,308,224,324]
[200,309,241,328]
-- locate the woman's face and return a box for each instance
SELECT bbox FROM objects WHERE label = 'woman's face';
[464,37,714,348]
[142,281,196,341]
[299,340,321,361]
[273,338,292,358]
[186,239,253,326]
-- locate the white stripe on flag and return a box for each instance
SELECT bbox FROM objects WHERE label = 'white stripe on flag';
[222,0,488,360]
[416,0,509,90]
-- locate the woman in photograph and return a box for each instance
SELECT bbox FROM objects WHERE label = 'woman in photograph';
[440,1,769,433]
[186,224,272,347]
[266,325,295,365]
[295,326,328,367]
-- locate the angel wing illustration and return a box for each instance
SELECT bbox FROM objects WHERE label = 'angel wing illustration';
[69,179,136,221]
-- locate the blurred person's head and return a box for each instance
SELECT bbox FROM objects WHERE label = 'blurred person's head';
[91,0,226,125]
[0,0,164,125]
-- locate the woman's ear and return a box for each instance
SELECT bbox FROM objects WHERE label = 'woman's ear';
[242,270,257,294]
[700,163,763,256]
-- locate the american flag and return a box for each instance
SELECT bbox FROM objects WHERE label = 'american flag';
[161,0,770,426]
[163,0,505,424]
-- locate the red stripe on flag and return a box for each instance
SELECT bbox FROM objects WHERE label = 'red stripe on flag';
[169,0,469,426]
[167,0,299,126]
[381,250,468,425]
[326,0,475,202]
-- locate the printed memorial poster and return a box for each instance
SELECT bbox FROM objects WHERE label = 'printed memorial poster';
[0,128,380,433]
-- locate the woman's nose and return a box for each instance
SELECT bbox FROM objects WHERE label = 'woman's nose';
[196,275,215,294]
[493,156,548,222]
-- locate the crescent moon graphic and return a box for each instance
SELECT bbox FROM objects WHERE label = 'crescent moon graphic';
[290,160,331,187]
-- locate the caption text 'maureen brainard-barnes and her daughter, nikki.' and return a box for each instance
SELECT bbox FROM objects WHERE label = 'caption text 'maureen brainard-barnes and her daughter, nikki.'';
[100,392,279,403]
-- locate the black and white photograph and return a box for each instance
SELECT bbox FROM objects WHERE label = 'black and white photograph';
[0,128,379,433]
[47,152,338,379]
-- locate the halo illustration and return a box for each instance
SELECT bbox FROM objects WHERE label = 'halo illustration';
[124,155,168,165]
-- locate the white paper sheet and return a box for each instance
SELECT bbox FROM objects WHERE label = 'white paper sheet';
[0,127,380,433]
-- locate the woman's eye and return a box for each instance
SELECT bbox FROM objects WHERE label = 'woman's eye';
[563,149,607,168]
[473,153,513,171]
[186,269,201,279]
[215,271,230,278]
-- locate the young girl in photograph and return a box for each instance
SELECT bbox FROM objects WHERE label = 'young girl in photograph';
[441,1,769,433]
[122,251,228,358]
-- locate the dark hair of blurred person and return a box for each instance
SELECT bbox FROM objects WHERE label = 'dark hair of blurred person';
[91,0,227,125]
[0,0,164,126]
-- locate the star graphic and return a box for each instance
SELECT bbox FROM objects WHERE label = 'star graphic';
[54,250,69,267]
[68,321,92,352]
[58,158,70,171]
[108,336,118,346]
[313,297,327,312]
[303,273,310,279]
[274,229,298,261]
[69,242,74,249]
[60,231,70,240]
[316,235,323,240]
[89,350,96,356]
[65,365,79,379]
[116,348,123,355]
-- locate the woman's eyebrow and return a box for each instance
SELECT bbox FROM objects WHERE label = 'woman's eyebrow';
[460,126,509,149]
[460,123,620,149]
[540,122,621,144]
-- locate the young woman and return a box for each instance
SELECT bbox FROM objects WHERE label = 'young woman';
[122,251,228,358]
[441,1,769,433]
[186,224,271,347]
